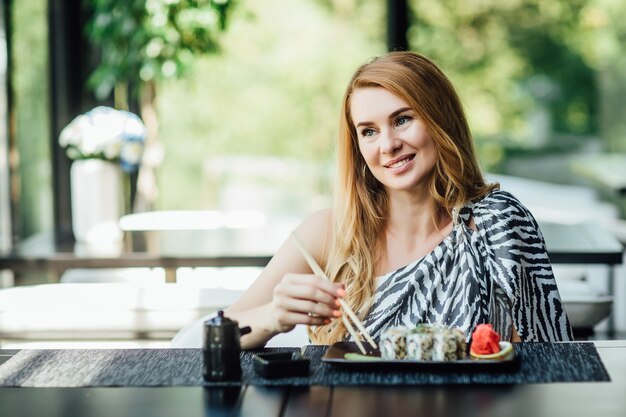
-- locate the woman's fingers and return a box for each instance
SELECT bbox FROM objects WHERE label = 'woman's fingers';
[278,274,344,302]
[276,297,341,319]
[278,284,337,308]
[269,306,331,333]
[279,311,331,327]
[269,273,345,332]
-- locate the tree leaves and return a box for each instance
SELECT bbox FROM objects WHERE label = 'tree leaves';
[85,0,234,99]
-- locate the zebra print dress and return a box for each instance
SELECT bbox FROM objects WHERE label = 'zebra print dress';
[361,190,573,342]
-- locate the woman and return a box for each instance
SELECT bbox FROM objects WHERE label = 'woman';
[226,51,573,349]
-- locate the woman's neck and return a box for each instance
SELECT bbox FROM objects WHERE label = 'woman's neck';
[386,188,446,239]
[378,190,452,275]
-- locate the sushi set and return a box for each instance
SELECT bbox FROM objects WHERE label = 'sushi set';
[294,232,515,370]
[322,324,517,370]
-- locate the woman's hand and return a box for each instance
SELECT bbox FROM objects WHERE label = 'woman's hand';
[224,209,337,349]
[268,273,345,334]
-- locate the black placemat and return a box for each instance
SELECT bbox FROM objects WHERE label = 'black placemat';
[0,343,610,387]
[300,343,610,386]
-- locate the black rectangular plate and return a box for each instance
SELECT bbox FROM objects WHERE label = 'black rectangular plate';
[321,341,518,371]
[252,352,310,379]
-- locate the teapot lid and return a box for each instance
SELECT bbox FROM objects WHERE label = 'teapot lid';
[206,310,237,327]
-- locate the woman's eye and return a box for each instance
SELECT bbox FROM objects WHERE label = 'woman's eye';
[395,115,411,127]
[361,128,375,137]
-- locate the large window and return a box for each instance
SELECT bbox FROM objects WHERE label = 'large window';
[11,0,52,239]
[4,0,626,240]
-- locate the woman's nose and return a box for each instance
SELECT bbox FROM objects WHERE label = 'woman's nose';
[379,130,402,154]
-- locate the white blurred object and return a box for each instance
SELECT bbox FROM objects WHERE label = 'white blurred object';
[71,159,123,244]
[486,173,619,224]
[0,283,242,337]
[557,279,614,329]
[118,210,267,231]
[551,265,586,281]
[265,324,309,347]
[59,106,146,173]
[170,314,309,348]
[175,267,260,290]
[60,268,166,285]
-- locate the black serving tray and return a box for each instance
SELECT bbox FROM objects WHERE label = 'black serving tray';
[322,341,518,371]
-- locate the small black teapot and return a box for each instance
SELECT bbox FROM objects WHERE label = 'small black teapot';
[203,310,252,381]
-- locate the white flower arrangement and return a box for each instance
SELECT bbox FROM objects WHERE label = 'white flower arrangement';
[59,106,146,173]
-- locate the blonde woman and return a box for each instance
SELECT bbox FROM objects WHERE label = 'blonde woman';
[226,51,573,349]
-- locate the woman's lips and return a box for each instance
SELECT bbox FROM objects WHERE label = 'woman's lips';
[384,154,415,169]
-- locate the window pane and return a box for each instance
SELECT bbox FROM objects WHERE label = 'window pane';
[12,0,52,238]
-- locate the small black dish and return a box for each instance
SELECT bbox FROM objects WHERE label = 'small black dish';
[252,351,310,379]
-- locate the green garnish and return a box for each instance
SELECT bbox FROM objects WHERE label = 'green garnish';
[344,352,381,361]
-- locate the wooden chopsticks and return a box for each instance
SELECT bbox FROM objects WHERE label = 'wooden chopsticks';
[291,232,378,355]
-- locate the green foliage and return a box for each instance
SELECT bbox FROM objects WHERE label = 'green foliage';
[586,0,626,152]
[505,1,597,135]
[12,0,52,238]
[408,0,598,143]
[155,0,385,209]
[84,0,234,99]
[80,0,626,210]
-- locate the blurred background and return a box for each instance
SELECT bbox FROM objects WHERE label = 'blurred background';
[1,0,626,347]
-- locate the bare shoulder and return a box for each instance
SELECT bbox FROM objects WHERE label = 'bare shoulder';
[293,208,333,261]
[296,208,332,232]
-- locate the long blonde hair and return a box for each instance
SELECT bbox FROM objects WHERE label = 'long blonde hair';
[308,51,498,344]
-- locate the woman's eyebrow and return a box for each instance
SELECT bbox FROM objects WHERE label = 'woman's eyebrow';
[389,107,413,118]
[355,106,413,128]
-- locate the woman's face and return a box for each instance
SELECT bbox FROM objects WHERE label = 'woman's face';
[350,87,437,194]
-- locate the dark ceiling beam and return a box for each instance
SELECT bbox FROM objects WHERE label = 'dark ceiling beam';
[387,0,409,51]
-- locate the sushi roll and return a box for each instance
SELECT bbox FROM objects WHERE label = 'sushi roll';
[451,327,468,359]
[380,324,467,361]
[406,325,434,360]
[380,327,408,359]
[431,326,467,361]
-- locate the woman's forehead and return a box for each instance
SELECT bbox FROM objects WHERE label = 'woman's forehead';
[350,87,410,124]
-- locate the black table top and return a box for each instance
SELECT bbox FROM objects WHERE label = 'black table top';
[539,221,623,264]
[1,341,625,417]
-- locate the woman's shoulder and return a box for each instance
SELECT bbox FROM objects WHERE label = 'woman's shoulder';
[293,208,334,259]
[468,189,539,231]
[471,189,531,217]
[299,208,333,228]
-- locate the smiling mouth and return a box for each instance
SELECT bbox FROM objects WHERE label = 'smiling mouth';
[385,154,415,169]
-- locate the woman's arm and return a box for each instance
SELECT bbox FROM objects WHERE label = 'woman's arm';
[511,325,522,342]
[473,190,573,341]
[225,209,344,349]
